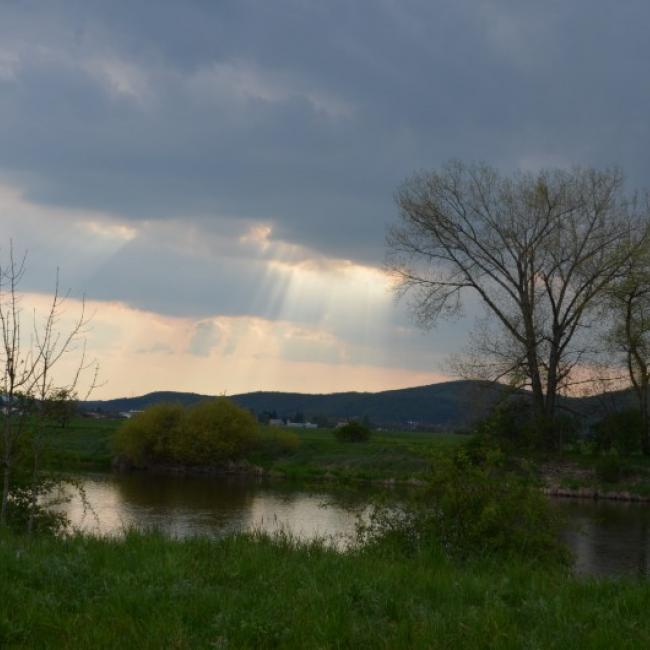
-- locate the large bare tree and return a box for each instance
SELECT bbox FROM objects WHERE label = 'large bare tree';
[0,244,97,528]
[387,161,644,446]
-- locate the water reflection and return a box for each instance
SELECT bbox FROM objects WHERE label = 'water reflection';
[554,499,650,578]
[59,473,368,545]
[57,473,650,578]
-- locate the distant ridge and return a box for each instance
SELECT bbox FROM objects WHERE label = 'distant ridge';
[83,380,506,429]
[83,380,637,430]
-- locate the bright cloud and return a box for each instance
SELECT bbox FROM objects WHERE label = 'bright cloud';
[0,180,461,397]
[20,294,448,399]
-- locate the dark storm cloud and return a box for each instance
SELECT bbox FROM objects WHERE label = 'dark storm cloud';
[1,0,648,266]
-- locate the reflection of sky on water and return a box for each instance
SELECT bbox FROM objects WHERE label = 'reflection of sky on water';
[56,474,368,548]
[244,494,370,547]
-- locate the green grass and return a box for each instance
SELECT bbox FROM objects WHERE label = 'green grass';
[41,418,119,470]
[251,426,465,482]
[1,530,649,648]
[41,418,466,481]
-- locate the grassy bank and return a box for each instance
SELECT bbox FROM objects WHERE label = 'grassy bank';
[44,418,650,498]
[1,530,649,648]
[42,418,465,481]
[536,451,650,500]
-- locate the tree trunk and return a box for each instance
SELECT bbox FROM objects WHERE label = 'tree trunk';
[641,380,650,456]
[27,446,39,535]
[0,456,10,527]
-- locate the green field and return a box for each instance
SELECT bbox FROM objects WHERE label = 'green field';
[252,426,464,482]
[1,530,649,649]
[42,418,119,470]
[42,418,466,481]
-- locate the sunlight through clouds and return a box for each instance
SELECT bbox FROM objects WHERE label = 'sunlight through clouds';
[18,295,448,399]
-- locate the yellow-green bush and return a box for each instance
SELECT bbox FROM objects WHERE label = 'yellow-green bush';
[114,399,258,467]
[113,403,184,465]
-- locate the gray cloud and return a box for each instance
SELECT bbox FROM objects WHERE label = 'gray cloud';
[0,0,648,267]
[1,0,649,386]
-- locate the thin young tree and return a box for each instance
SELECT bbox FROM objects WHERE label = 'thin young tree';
[387,161,644,447]
[0,244,97,529]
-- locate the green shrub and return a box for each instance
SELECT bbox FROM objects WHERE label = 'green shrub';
[591,409,642,454]
[172,399,258,465]
[596,450,623,484]
[114,399,258,467]
[474,400,579,450]
[334,422,371,443]
[113,403,184,465]
[359,445,569,566]
[474,399,530,444]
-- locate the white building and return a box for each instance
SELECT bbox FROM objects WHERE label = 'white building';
[286,421,318,429]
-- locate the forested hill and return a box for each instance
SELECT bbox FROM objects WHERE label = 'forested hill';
[83,380,505,429]
[84,380,636,430]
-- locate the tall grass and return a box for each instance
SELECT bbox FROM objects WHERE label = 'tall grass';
[1,529,649,648]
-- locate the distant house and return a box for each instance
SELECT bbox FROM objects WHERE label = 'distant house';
[81,411,108,420]
[268,419,284,427]
[119,410,144,419]
[286,421,318,429]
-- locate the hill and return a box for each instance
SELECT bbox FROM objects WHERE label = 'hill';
[84,380,505,429]
[84,380,638,430]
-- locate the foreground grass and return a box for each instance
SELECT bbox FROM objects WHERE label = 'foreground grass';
[1,530,649,649]
[43,418,466,481]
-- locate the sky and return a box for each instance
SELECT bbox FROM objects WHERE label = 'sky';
[1,0,649,399]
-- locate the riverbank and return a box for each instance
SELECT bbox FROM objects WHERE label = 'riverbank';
[537,454,650,502]
[41,419,650,500]
[1,530,649,648]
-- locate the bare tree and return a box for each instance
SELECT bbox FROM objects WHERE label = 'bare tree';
[387,161,644,446]
[0,244,98,528]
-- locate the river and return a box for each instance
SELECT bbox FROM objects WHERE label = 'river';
[53,472,650,579]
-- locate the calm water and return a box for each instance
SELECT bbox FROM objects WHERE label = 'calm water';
[54,472,650,578]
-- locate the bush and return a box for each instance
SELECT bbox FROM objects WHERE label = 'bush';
[591,409,642,455]
[474,399,580,450]
[174,399,258,464]
[0,424,74,534]
[4,479,70,535]
[113,403,184,465]
[474,399,531,444]
[334,422,371,443]
[114,399,259,467]
[359,444,569,566]
[596,450,624,484]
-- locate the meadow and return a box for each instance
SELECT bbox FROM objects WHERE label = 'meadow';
[1,529,649,649]
[6,416,650,648]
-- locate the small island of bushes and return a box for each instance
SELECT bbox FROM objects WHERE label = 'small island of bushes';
[113,398,298,472]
